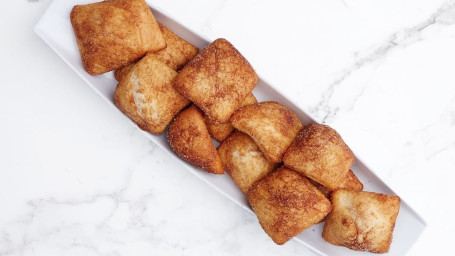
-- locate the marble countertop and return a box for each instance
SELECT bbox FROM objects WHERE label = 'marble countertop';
[1,0,454,255]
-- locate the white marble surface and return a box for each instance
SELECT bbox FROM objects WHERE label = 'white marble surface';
[1,0,454,255]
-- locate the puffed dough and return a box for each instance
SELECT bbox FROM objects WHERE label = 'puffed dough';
[311,169,363,198]
[283,122,354,190]
[217,131,276,193]
[174,38,258,123]
[70,0,166,75]
[114,23,199,81]
[206,93,257,142]
[167,106,224,174]
[230,101,303,163]
[154,23,199,71]
[114,54,190,134]
[114,61,137,81]
[248,167,332,245]
[322,189,401,253]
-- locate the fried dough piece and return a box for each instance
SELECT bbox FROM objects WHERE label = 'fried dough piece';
[283,122,354,190]
[230,101,303,163]
[174,38,258,123]
[310,169,363,198]
[154,23,199,71]
[114,54,190,134]
[217,131,276,193]
[248,167,331,245]
[114,61,137,81]
[167,106,223,174]
[322,189,401,253]
[114,23,199,81]
[71,0,166,75]
[206,93,257,142]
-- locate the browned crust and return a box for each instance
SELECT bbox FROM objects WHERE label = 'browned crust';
[283,122,354,190]
[154,23,199,71]
[339,169,363,191]
[322,189,401,253]
[217,131,276,193]
[167,106,224,174]
[113,54,190,134]
[173,38,258,123]
[230,101,303,163]
[70,0,166,75]
[248,167,332,245]
[206,93,258,142]
[114,61,137,81]
[114,23,199,81]
[310,169,364,198]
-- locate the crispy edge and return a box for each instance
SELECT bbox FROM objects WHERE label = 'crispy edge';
[173,38,258,123]
[322,189,401,253]
[114,61,137,81]
[230,101,303,163]
[206,93,258,142]
[114,23,199,81]
[113,54,190,134]
[167,106,224,174]
[217,131,276,193]
[311,169,364,198]
[283,122,354,190]
[70,0,166,75]
[248,167,332,245]
[154,23,199,71]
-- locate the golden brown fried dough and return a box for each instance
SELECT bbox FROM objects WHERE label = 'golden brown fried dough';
[114,61,137,81]
[338,169,363,191]
[70,0,166,75]
[206,120,234,143]
[206,93,257,142]
[310,169,364,198]
[114,54,190,134]
[322,190,401,253]
[230,101,303,163]
[154,23,199,71]
[217,131,276,193]
[283,122,354,190]
[114,23,199,81]
[174,38,258,123]
[248,167,332,245]
[167,106,223,174]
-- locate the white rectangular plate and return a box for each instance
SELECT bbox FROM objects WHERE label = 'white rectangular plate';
[34,0,425,255]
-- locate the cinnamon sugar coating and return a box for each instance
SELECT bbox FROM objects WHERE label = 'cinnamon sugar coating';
[168,106,224,174]
[70,0,166,75]
[248,167,331,245]
[114,54,190,134]
[283,122,354,190]
[230,101,303,163]
[322,190,401,253]
[173,38,258,123]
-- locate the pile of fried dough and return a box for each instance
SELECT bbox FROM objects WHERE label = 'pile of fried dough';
[70,0,401,253]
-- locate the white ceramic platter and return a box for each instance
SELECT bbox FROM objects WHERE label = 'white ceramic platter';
[34,0,425,255]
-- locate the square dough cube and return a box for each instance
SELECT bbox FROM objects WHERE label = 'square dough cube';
[154,23,199,71]
[114,61,137,82]
[114,54,190,134]
[283,122,354,190]
[230,101,303,163]
[167,106,224,174]
[248,167,332,245]
[173,38,258,123]
[217,131,276,193]
[322,189,401,253]
[70,0,166,75]
[114,23,199,81]
[311,169,364,198]
[206,93,257,142]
